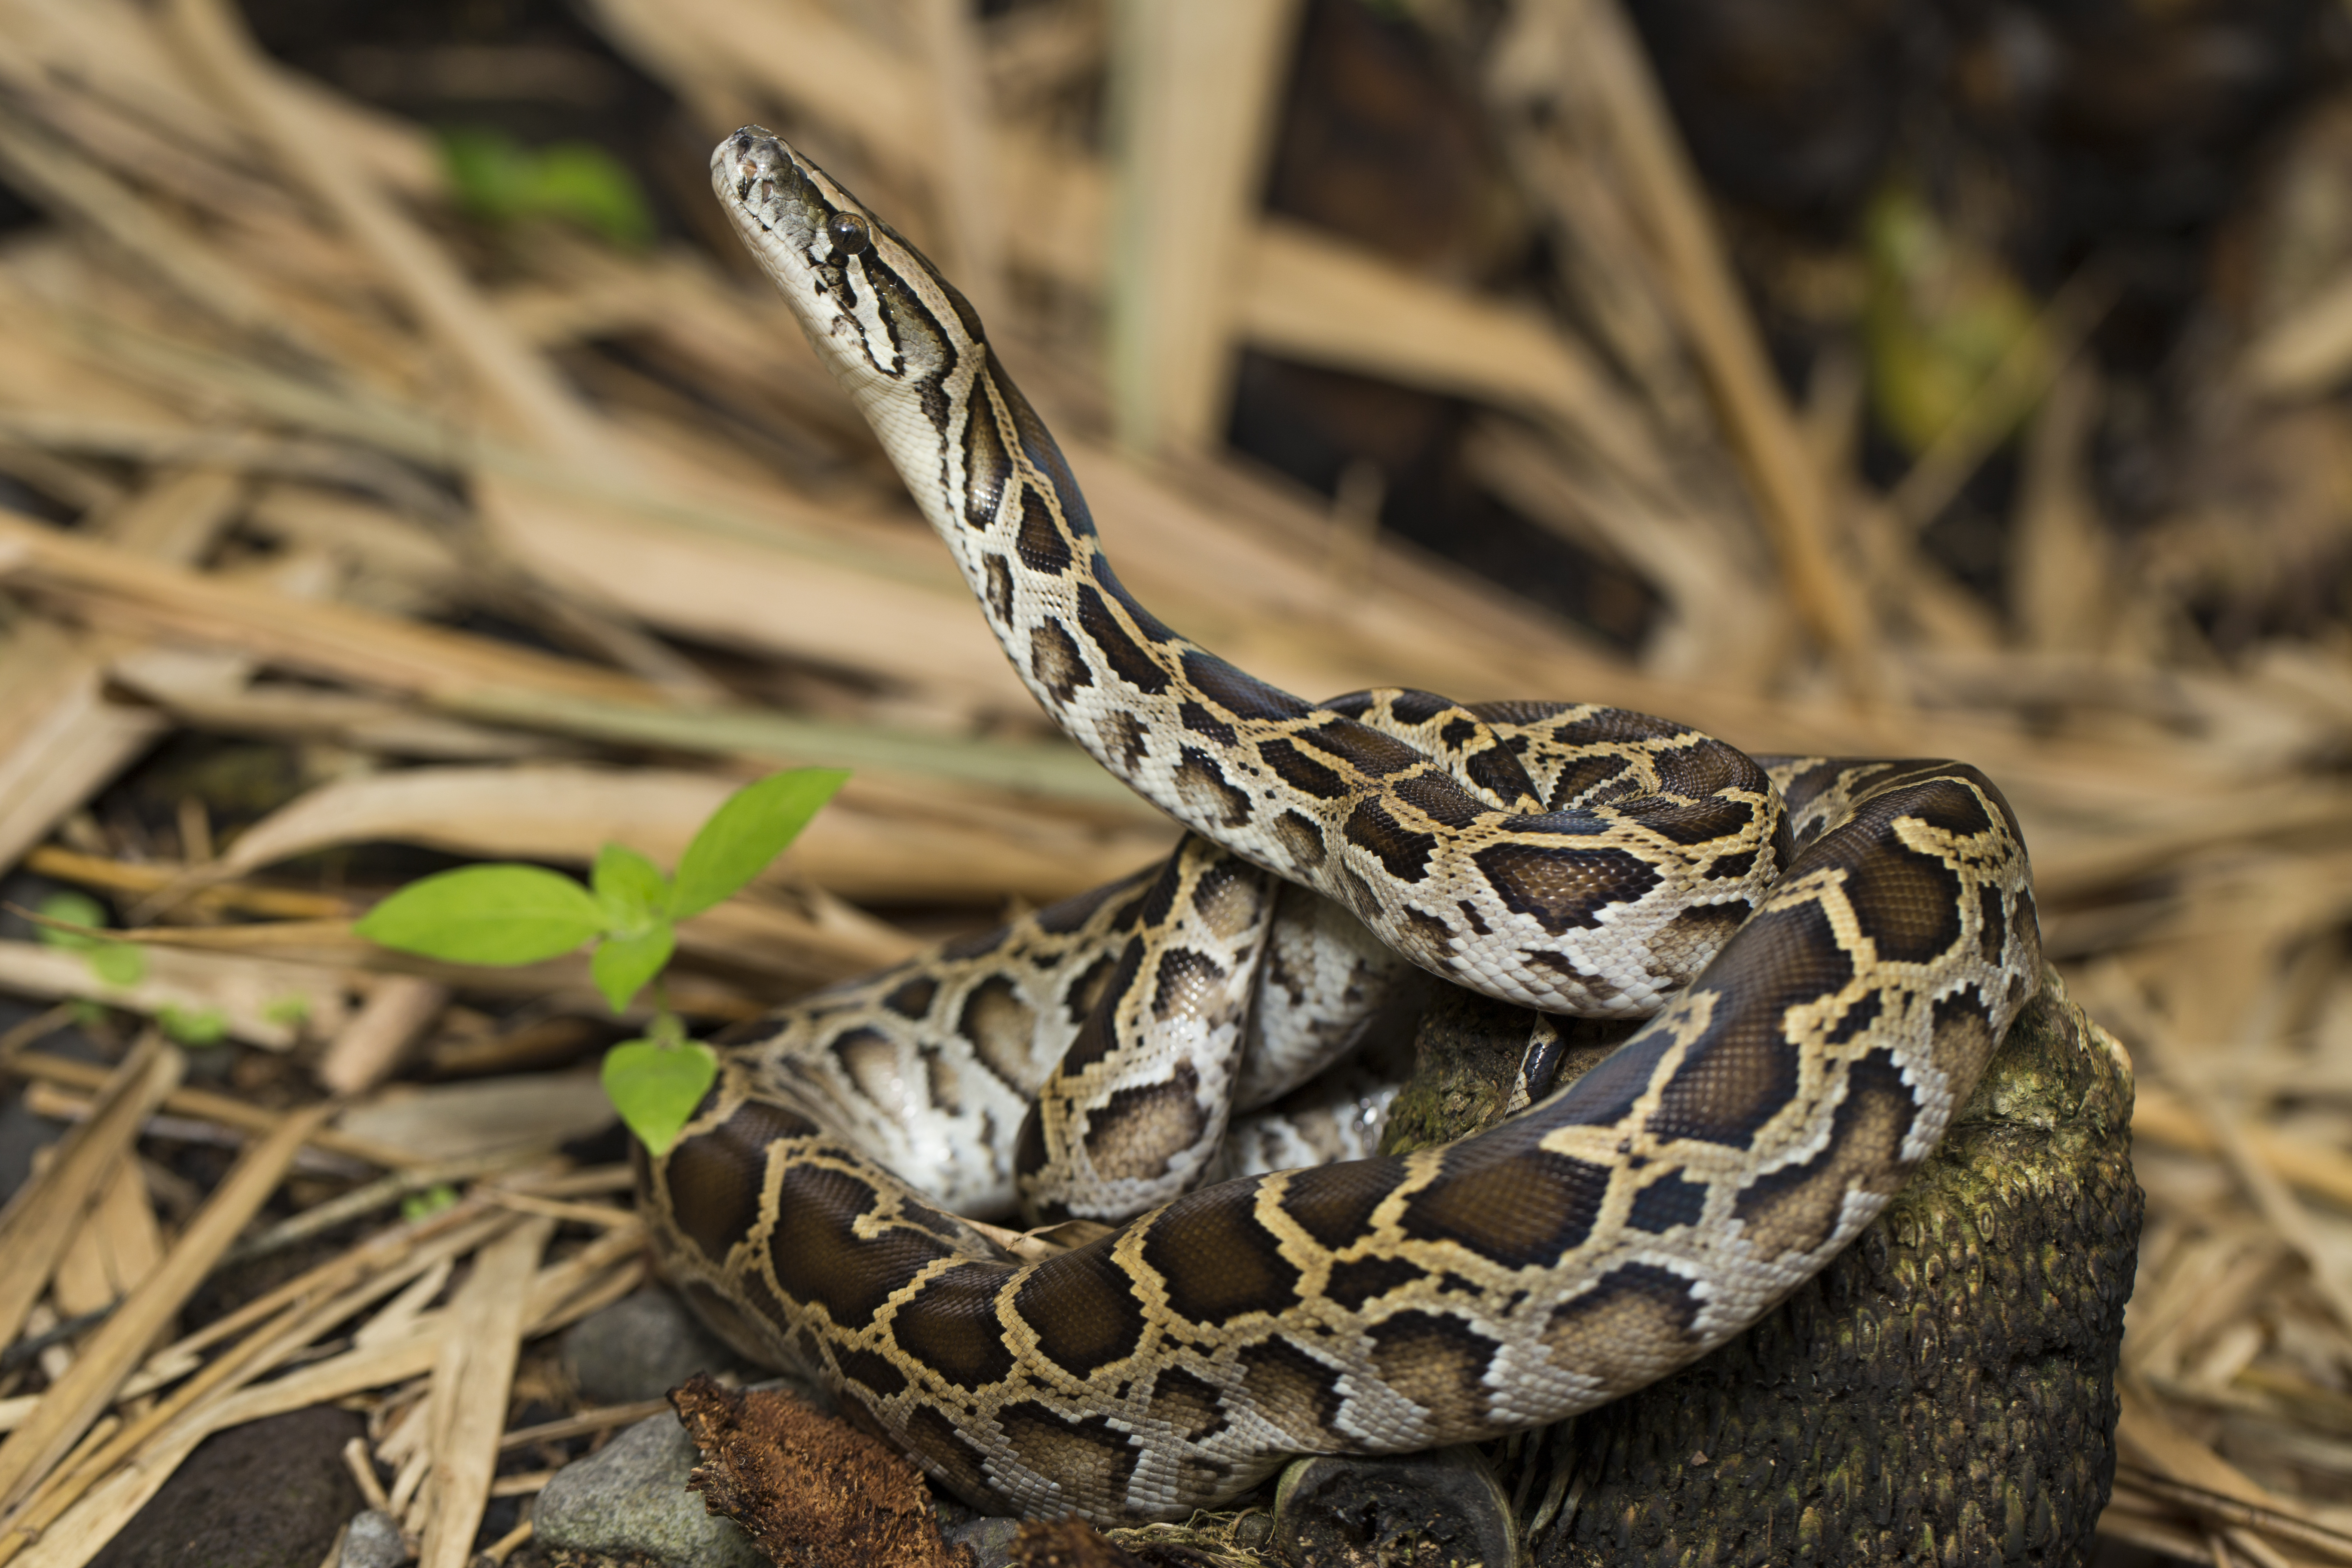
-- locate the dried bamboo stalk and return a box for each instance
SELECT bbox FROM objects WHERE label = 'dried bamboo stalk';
[0,1036,180,1354]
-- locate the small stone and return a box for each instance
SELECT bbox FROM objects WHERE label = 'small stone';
[89,1406,364,1568]
[337,1510,406,1568]
[558,1287,751,1408]
[531,1414,766,1568]
[945,1515,1022,1568]
[1272,1446,1518,1568]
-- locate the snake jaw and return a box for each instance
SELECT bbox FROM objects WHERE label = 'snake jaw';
[713,127,887,382]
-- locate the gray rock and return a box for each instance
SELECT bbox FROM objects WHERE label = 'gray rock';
[943,1515,1021,1568]
[89,1405,364,1568]
[336,1510,405,1568]
[532,1413,765,1568]
[560,1288,750,1408]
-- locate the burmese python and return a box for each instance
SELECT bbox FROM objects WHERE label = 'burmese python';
[636,127,2044,1526]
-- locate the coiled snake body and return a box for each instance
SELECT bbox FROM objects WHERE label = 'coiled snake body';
[638,128,2044,1525]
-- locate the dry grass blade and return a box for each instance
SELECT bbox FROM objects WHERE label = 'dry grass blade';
[1537,0,1871,685]
[0,1035,179,1355]
[6,1048,424,1169]
[0,508,656,705]
[1106,0,1299,453]
[0,1100,334,1513]
[415,1215,554,1568]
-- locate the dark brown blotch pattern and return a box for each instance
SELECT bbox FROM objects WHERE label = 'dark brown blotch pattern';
[957,974,1038,1086]
[893,1261,1019,1389]
[1474,843,1661,934]
[1272,809,1328,868]
[1392,772,1488,830]
[983,554,1014,625]
[1144,1365,1231,1442]
[1082,1064,1209,1182]
[1151,948,1227,1021]
[767,1164,959,1325]
[1235,1336,1347,1444]
[962,395,1008,528]
[1182,650,1310,720]
[1300,720,1425,777]
[1029,618,1093,706]
[1399,1144,1612,1268]
[1014,486,1070,575]
[1651,900,1851,1148]
[1367,1310,1503,1433]
[1076,583,1170,694]
[1343,799,1437,882]
[1174,748,1254,828]
[995,1403,1140,1510]
[883,974,939,1019]
[1016,1241,1148,1376]
[1284,1158,1407,1251]
[1540,1262,1702,1384]
[901,1403,1005,1512]
[1730,1048,1917,1258]
[663,1095,813,1267]
[1325,1254,1425,1311]
[1259,738,1351,801]
[1061,942,1145,1072]
[1143,1181,1304,1322]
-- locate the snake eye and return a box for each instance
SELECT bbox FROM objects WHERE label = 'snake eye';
[827,211,871,256]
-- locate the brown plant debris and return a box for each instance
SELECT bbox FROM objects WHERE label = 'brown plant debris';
[670,1374,973,1568]
[1008,1517,1150,1568]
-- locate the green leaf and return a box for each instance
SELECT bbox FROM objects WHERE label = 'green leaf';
[592,843,669,937]
[39,893,147,987]
[355,864,604,965]
[34,891,107,949]
[601,1039,718,1157]
[158,1004,227,1047]
[591,925,675,1015]
[671,769,850,920]
[263,993,312,1027]
[439,128,654,248]
[88,943,147,988]
[401,1183,460,1222]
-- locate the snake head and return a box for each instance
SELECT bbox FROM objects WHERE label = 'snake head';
[711,126,983,398]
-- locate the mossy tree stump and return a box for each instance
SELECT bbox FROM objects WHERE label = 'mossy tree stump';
[1375,969,2141,1568]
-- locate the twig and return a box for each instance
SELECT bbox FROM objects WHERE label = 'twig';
[0,1036,181,1354]
[2114,1466,2352,1565]
[0,1311,113,1377]
[6,1048,423,1169]
[224,1149,547,1267]
[473,1518,532,1566]
[496,1399,671,1452]
[0,1102,336,1511]
[341,1438,391,1514]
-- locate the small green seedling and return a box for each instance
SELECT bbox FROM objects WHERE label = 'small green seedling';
[401,1183,461,1222]
[33,893,232,1047]
[355,769,849,1155]
[36,891,146,988]
[439,127,656,249]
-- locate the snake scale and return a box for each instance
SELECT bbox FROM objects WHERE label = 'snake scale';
[635,127,2045,1526]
